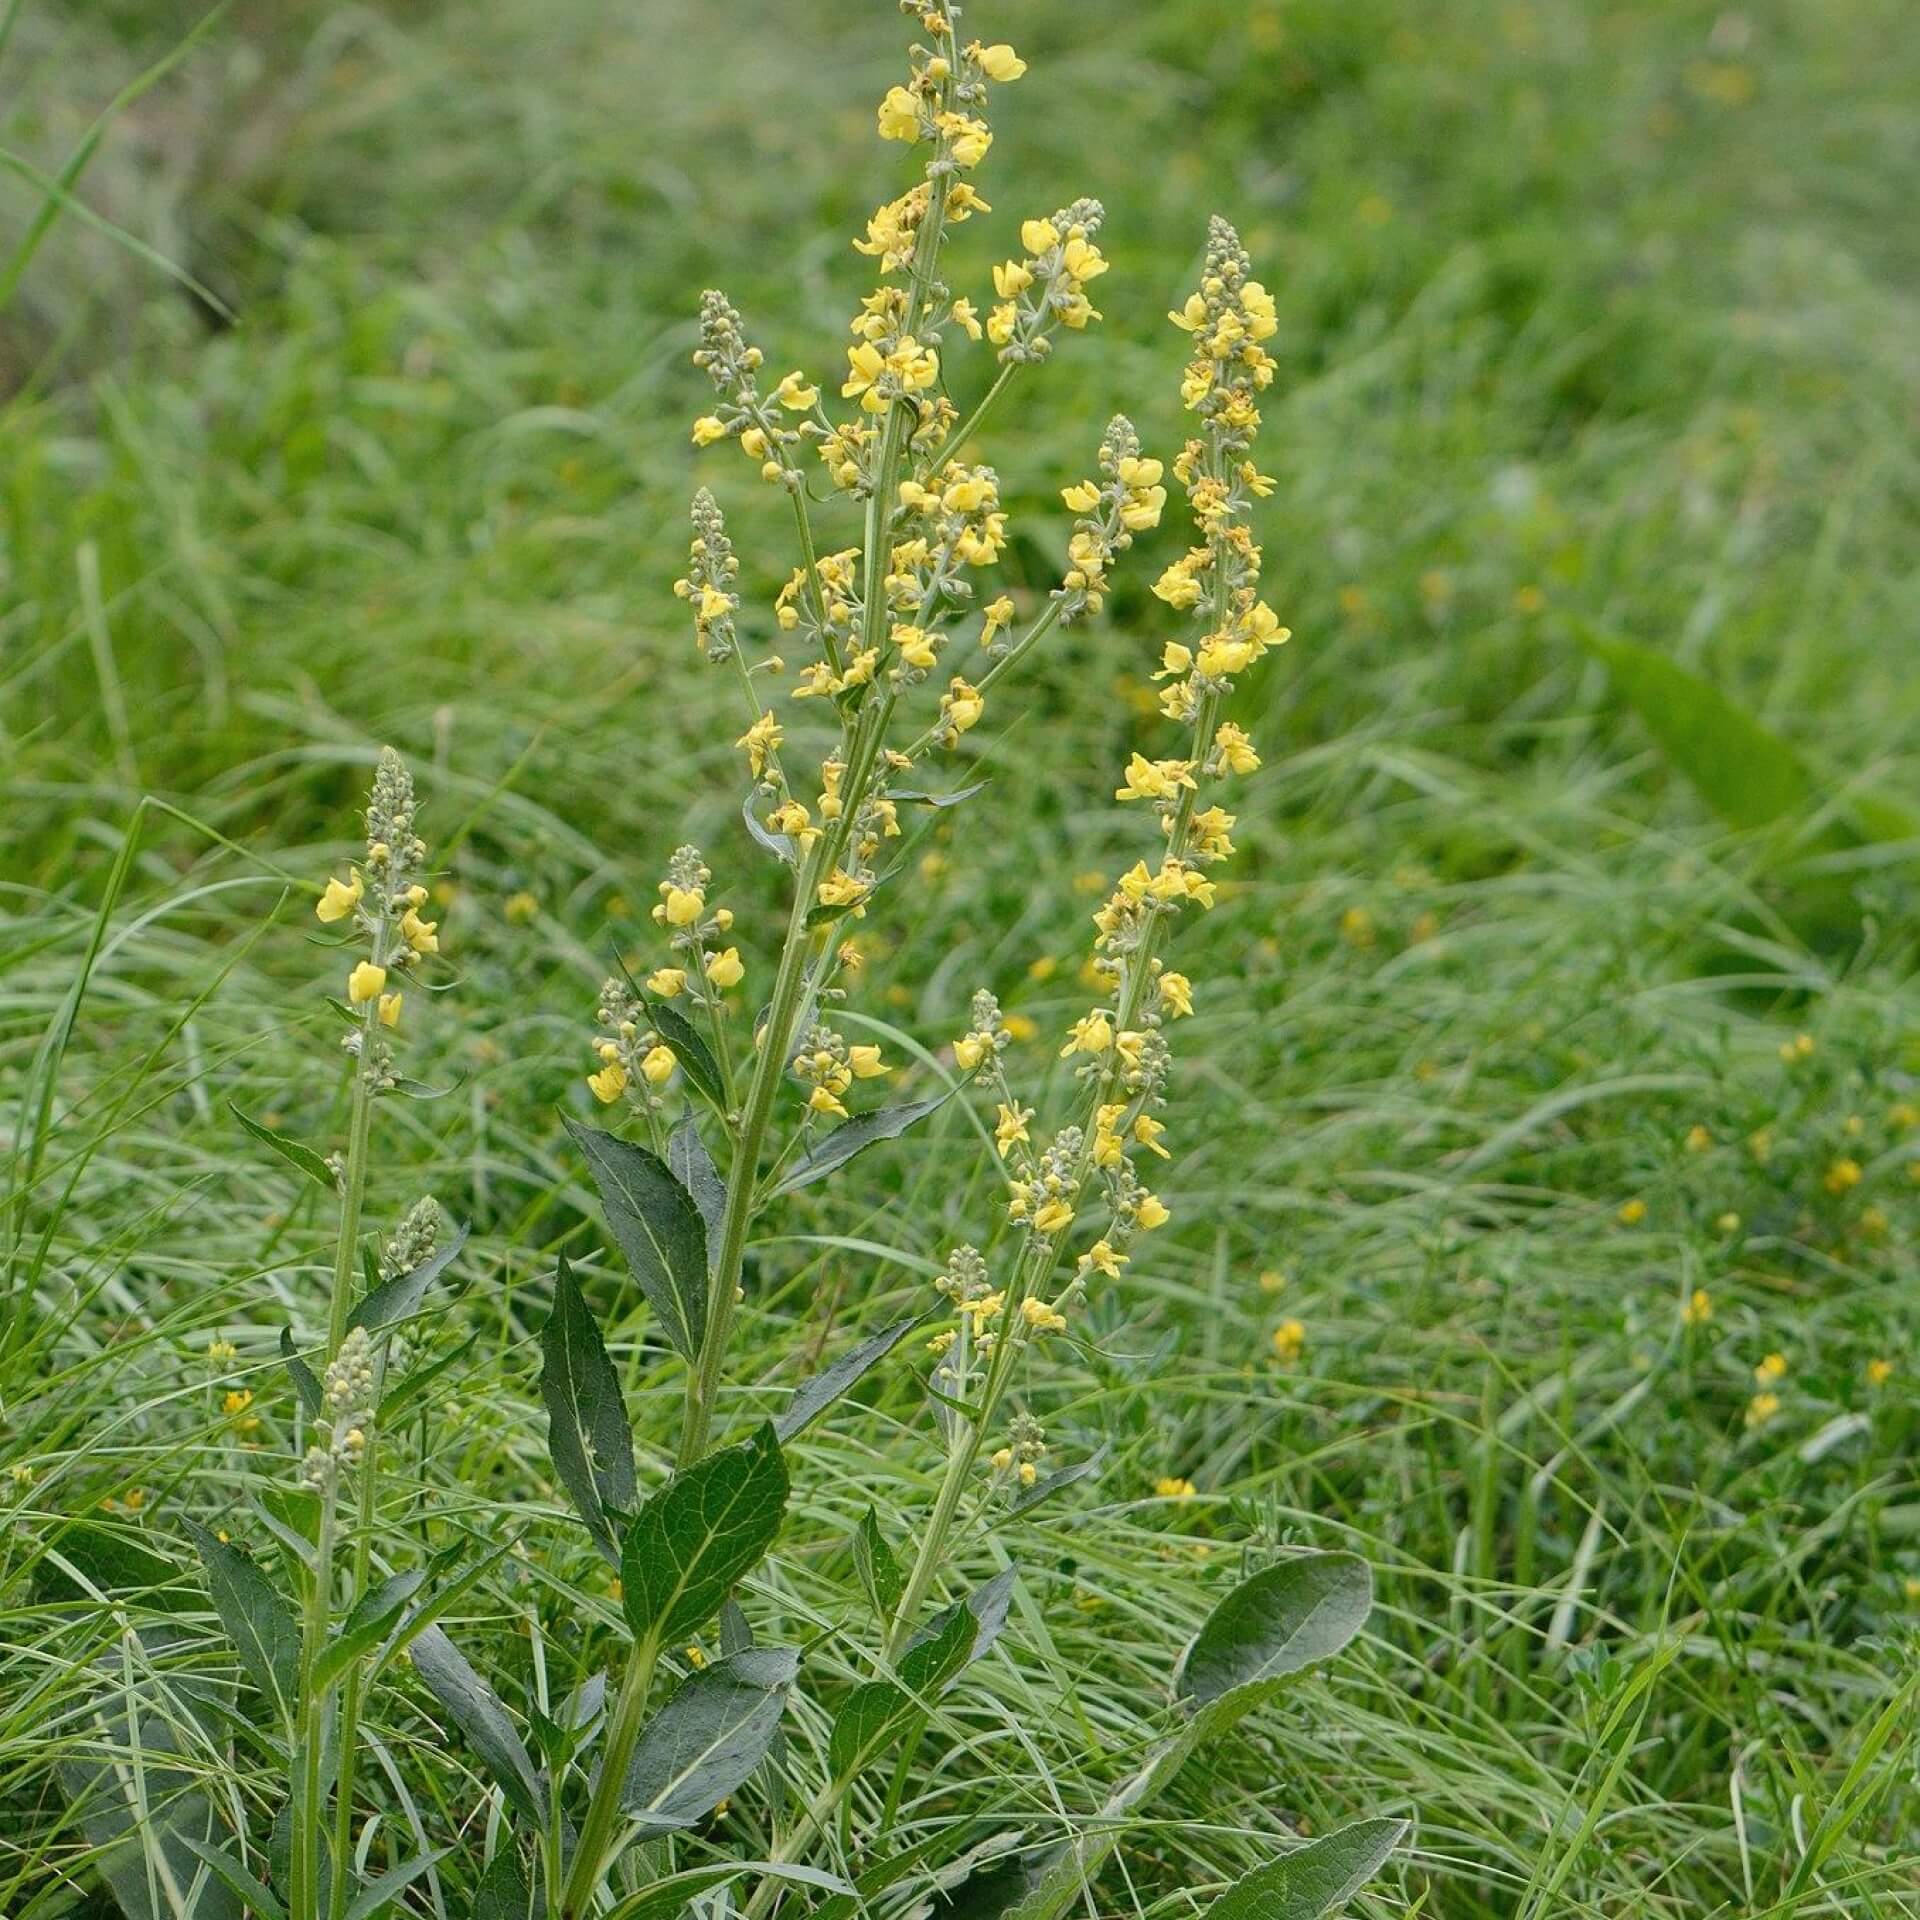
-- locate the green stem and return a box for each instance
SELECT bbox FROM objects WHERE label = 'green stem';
[935,361,1017,474]
[561,1632,660,1918]
[291,1489,340,1920]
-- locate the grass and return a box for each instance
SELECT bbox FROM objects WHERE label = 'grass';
[3,0,1919,1914]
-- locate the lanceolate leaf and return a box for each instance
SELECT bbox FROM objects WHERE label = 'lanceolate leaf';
[667,1112,727,1273]
[279,1327,322,1419]
[474,1845,538,1920]
[1204,1818,1409,1920]
[539,1253,637,1564]
[644,996,727,1113]
[229,1101,335,1190]
[1175,1553,1373,1716]
[622,1647,799,1830]
[902,1565,1018,1693]
[408,1626,547,1823]
[774,1310,929,1442]
[183,1522,299,1724]
[1006,1445,1109,1518]
[346,1220,471,1335]
[565,1117,709,1363]
[620,1424,789,1646]
[312,1564,433,1694]
[771,1092,954,1196]
[179,1836,286,1918]
[888,780,989,809]
[853,1509,902,1622]
[343,1847,451,1920]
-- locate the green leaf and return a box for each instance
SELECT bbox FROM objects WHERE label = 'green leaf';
[1204,1818,1408,1920]
[1007,1444,1109,1518]
[644,995,727,1113]
[343,1846,451,1920]
[312,1562,437,1694]
[279,1327,322,1419]
[474,1844,537,1920]
[407,1626,547,1823]
[183,1521,300,1724]
[852,1509,902,1623]
[667,1112,727,1273]
[888,780,989,808]
[770,1092,954,1196]
[35,1518,194,1611]
[229,1101,336,1190]
[774,1310,928,1441]
[623,1647,798,1829]
[743,792,797,866]
[602,1861,850,1920]
[380,1331,476,1424]
[1587,634,1920,844]
[346,1220,470,1335]
[826,1676,922,1783]
[620,1424,789,1646]
[539,1252,637,1564]
[1175,1553,1373,1718]
[565,1117,709,1363]
[901,1565,1017,1693]
[179,1836,286,1918]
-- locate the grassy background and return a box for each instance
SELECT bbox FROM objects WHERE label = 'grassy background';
[4,0,1920,1914]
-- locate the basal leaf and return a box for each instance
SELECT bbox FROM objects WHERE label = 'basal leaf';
[623,1647,799,1830]
[179,1836,286,1918]
[774,1310,928,1442]
[1204,1818,1408,1920]
[229,1101,335,1190]
[667,1112,727,1274]
[183,1521,299,1724]
[408,1626,547,1823]
[346,1220,470,1335]
[1175,1553,1372,1717]
[620,1424,789,1646]
[771,1093,954,1196]
[540,1253,637,1564]
[565,1117,709,1363]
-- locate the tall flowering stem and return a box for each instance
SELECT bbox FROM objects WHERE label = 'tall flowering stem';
[887,217,1284,1656]
[290,749,442,1920]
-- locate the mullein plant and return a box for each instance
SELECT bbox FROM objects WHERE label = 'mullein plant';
[173,10,1407,1920]
[181,749,471,1920]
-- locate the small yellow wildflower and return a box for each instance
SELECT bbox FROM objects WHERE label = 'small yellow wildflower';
[1754,1352,1787,1386]
[1745,1392,1781,1430]
[377,992,403,1030]
[504,889,539,923]
[1684,1124,1713,1153]
[648,967,687,997]
[705,948,745,990]
[1134,1193,1170,1230]
[316,871,363,924]
[348,961,387,1005]
[400,906,439,955]
[1154,1477,1196,1501]
[1032,1198,1075,1235]
[1617,1198,1647,1226]
[1866,1358,1894,1388]
[640,1045,676,1086]
[588,1061,628,1104]
[662,885,705,927]
[1824,1157,1863,1195]
[1271,1318,1305,1363]
[1681,1287,1712,1327]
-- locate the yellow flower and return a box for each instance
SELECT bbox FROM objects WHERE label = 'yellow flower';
[1154,1476,1196,1501]
[1022,1296,1068,1334]
[1866,1358,1894,1387]
[1754,1351,1787,1386]
[705,948,745,990]
[847,1044,887,1079]
[316,870,363,924]
[691,415,729,447]
[950,297,983,341]
[971,41,1026,82]
[640,1044,677,1086]
[222,1388,253,1419]
[1078,1239,1126,1279]
[400,906,439,955]
[1258,1269,1287,1294]
[1745,1391,1781,1430]
[1032,1198,1074,1235]
[993,1103,1031,1154]
[817,869,867,909]
[1134,1194,1170,1230]
[662,885,705,927]
[808,1085,849,1119]
[877,84,921,142]
[647,967,686,997]
[1271,1318,1305,1362]
[1114,753,1194,802]
[1681,1287,1712,1327]
[1824,1157,1863,1194]
[1213,723,1260,776]
[774,371,818,411]
[1061,479,1101,513]
[1684,1124,1713,1153]
[588,1061,628,1104]
[1060,1010,1113,1057]
[505,889,539,923]
[348,961,387,1005]
[377,991,403,1029]
[1616,1198,1647,1226]
[1158,971,1194,1017]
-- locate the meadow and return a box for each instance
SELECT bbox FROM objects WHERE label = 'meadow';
[3,0,1919,1915]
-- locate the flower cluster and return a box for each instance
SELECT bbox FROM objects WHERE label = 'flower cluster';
[787,1021,889,1121]
[316,748,439,1092]
[672,489,741,661]
[1051,416,1165,623]
[689,289,822,493]
[300,1326,376,1490]
[976,199,1109,362]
